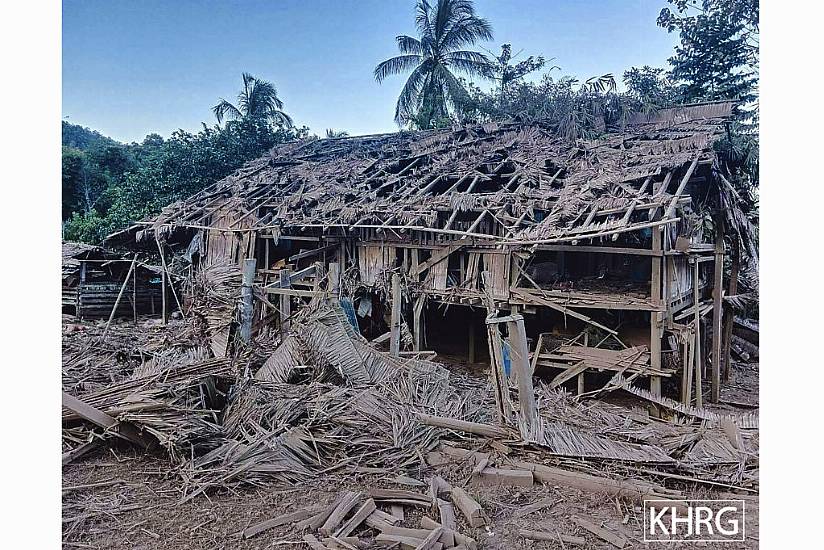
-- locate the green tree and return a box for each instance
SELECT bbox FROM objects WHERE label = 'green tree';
[658,0,758,111]
[374,0,493,128]
[213,73,293,128]
[460,72,631,141]
[63,118,309,243]
[481,44,550,102]
[622,66,678,111]
[62,147,84,219]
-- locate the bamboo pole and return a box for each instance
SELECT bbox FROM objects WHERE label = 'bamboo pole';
[100,254,137,342]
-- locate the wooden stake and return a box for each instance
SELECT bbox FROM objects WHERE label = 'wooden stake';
[100,254,137,342]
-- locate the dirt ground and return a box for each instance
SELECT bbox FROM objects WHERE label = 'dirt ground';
[63,358,759,550]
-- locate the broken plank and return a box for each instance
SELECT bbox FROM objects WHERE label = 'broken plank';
[61,392,152,448]
[303,534,329,550]
[450,487,486,527]
[474,468,533,487]
[243,506,324,539]
[512,497,557,519]
[319,491,362,536]
[417,414,509,438]
[414,527,443,550]
[519,529,585,546]
[571,516,628,548]
[334,499,376,538]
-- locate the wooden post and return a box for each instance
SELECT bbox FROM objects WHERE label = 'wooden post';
[711,221,725,403]
[413,295,424,351]
[280,268,292,334]
[389,273,401,357]
[100,254,137,342]
[692,259,704,406]
[650,225,663,396]
[722,239,740,381]
[132,262,137,324]
[239,258,257,344]
[482,271,512,424]
[161,269,167,325]
[680,330,692,405]
[506,315,538,434]
[327,262,340,300]
[77,260,87,320]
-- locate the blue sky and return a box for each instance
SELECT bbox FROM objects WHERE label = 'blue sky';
[62,0,680,143]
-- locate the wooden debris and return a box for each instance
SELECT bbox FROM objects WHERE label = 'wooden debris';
[512,497,557,519]
[571,516,628,548]
[520,529,585,545]
[436,499,456,530]
[513,460,674,503]
[450,487,486,527]
[303,533,329,550]
[420,517,477,550]
[414,527,443,550]
[320,491,362,536]
[390,505,405,522]
[243,506,324,538]
[334,498,376,538]
[474,467,533,487]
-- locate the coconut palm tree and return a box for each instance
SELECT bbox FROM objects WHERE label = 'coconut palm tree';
[212,72,293,127]
[374,0,493,128]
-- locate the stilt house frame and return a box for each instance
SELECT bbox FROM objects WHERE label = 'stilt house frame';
[109,101,745,404]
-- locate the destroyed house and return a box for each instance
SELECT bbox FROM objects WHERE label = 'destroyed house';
[62,241,164,320]
[109,100,745,404]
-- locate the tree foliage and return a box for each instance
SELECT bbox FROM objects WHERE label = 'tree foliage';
[658,0,758,114]
[481,43,549,99]
[63,83,306,244]
[459,72,639,142]
[213,73,293,128]
[374,0,493,128]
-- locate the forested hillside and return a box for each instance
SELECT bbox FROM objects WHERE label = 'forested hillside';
[62,74,308,243]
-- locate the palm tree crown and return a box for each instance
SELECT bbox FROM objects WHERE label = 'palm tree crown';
[374,0,493,127]
[212,73,293,128]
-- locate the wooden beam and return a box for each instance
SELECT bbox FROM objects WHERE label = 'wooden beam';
[62,392,152,448]
[100,254,137,342]
[533,243,663,256]
[280,268,292,333]
[664,155,700,219]
[239,258,256,344]
[506,315,538,433]
[711,219,725,403]
[650,225,663,396]
[722,238,740,381]
[693,259,704,407]
[390,273,402,357]
[410,245,464,278]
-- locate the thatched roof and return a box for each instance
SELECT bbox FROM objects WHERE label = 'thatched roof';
[111,101,735,247]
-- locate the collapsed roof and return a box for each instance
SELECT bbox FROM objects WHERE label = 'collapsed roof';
[109,101,736,247]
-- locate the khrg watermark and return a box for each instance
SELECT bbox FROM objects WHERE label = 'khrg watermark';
[643,500,745,542]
